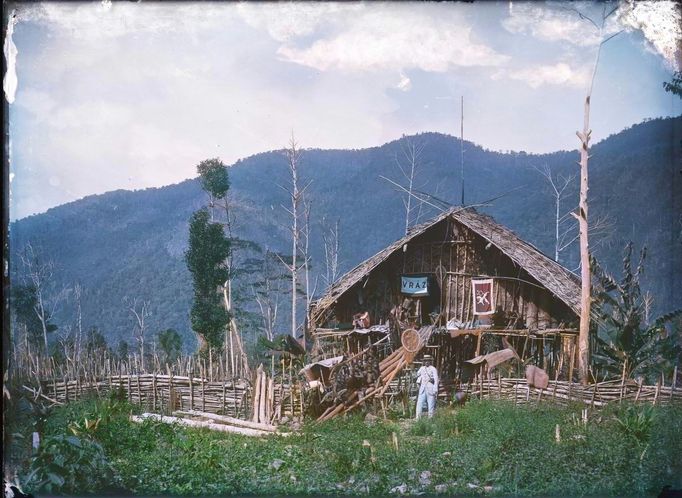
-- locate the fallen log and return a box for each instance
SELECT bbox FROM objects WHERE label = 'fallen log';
[131,413,277,437]
[173,410,279,432]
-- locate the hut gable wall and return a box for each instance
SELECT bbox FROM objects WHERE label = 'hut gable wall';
[324,217,576,329]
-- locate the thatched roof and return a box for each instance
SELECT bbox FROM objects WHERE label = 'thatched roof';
[311,207,581,324]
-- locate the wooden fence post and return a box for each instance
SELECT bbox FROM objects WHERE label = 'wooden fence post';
[670,366,677,402]
[201,365,206,412]
[152,373,157,411]
[189,371,194,411]
[222,381,227,415]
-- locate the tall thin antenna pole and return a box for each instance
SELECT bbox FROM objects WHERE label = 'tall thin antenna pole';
[460,95,465,206]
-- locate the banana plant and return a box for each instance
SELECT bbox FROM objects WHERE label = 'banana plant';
[591,243,681,382]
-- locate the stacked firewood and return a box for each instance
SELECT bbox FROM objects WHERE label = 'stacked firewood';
[317,326,435,421]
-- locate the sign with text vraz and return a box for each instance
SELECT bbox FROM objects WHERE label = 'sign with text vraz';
[472,278,494,315]
[401,275,429,296]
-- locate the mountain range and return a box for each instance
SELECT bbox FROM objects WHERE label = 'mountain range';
[9,116,682,352]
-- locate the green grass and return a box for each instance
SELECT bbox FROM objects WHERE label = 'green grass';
[8,396,682,496]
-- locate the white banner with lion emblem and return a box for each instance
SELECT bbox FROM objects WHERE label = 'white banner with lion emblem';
[472,278,494,315]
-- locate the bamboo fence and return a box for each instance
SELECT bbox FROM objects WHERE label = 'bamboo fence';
[20,371,303,420]
[9,348,248,385]
[460,376,682,407]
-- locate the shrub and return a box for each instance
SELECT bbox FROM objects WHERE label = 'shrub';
[614,404,655,443]
[23,434,116,494]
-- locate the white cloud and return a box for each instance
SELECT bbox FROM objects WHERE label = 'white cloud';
[504,62,590,88]
[16,2,237,40]
[277,7,509,73]
[8,2,679,220]
[503,1,680,68]
[618,1,681,69]
[235,2,361,42]
[502,3,621,47]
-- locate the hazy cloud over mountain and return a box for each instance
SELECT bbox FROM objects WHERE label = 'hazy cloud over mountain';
[7,1,681,220]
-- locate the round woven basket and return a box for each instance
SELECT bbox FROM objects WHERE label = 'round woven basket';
[401,328,421,353]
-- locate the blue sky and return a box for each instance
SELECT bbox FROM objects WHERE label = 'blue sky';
[6,1,681,220]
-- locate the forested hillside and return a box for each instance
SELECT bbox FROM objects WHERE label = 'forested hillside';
[9,117,681,352]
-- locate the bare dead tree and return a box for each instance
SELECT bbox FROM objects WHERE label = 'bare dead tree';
[534,164,577,263]
[252,250,285,342]
[321,216,341,290]
[301,197,318,332]
[219,199,250,378]
[393,138,427,235]
[278,134,310,341]
[18,243,69,353]
[563,214,615,273]
[55,324,74,369]
[72,283,84,363]
[572,3,623,384]
[124,296,151,370]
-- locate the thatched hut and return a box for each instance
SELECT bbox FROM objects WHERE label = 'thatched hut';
[308,207,582,400]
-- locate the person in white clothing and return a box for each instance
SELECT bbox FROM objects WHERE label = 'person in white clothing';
[415,354,438,419]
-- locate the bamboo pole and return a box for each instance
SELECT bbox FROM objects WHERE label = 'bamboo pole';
[201,365,206,412]
[619,360,627,402]
[152,373,157,410]
[268,377,275,423]
[252,366,262,423]
[259,370,267,424]
[189,371,194,411]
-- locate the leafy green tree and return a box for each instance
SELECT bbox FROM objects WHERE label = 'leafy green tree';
[663,71,682,98]
[185,208,230,350]
[197,158,230,203]
[157,328,183,364]
[592,243,681,382]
